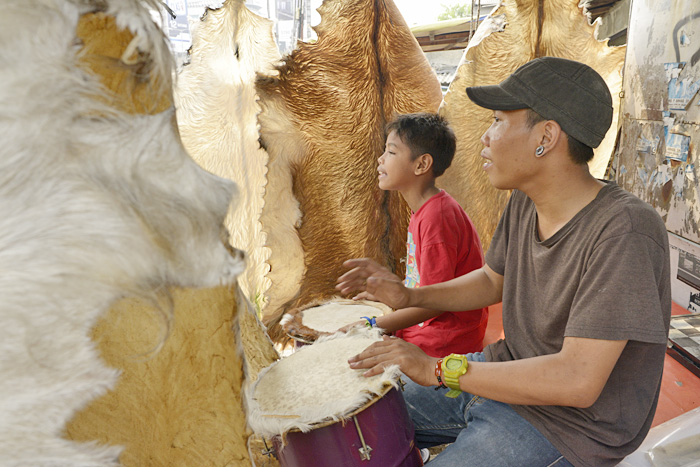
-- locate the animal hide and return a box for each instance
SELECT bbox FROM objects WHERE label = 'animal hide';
[257,0,443,340]
[0,0,247,464]
[438,0,626,249]
[65,287,256,466]
[175,0,282,312]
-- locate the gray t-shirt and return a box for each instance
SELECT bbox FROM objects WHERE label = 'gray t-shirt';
[484,182,671,467]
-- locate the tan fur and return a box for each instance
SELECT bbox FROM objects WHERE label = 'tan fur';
[65,287,251,466]
[257,0,443,341]
[76,12,172,115]
[439,0,625,249]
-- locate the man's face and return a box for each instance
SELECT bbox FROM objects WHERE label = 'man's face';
[480,109,540,190]
[377,130,416,192]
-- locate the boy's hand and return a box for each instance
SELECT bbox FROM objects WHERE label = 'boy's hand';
[336,258,412,309]
[348,336,437,387]
[336,258,398,294]
[338,320,365,333]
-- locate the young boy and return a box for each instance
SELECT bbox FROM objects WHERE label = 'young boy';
[340,113,488,357]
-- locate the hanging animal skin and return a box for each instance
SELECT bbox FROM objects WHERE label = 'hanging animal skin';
[0,0,267,464]
[256,0,443,340]
[438,0,625,249]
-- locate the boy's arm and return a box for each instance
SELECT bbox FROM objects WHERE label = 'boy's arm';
[375,306,445,333]
[336,306,442,333]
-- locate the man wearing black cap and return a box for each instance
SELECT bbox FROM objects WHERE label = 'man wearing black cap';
[338,57,671,466]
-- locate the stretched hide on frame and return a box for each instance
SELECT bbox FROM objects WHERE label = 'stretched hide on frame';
[176,0,282,312]
[257,0,443,339]
[438,0,625,249]
[0,0,263,464]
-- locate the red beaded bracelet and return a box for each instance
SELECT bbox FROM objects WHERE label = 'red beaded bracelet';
[435,358,447,390]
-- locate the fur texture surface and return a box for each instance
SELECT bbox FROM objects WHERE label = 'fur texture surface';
[438,0,625,249]
[175,0,282,311]
[282,297,391,343]
[0,0,243,464]
[246,328,400,438]
[257,0,443,340]
[65,287,256,466]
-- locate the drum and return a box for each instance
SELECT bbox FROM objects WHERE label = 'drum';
[281,298,392,345]
[246,330,423,467]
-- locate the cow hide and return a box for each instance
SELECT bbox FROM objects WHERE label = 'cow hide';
[0,0,245,464]
[257,0,443,340]
[175,0,282,312]
[438,0,626,249]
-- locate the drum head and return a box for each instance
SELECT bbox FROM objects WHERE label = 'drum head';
[281,297,391,344]
[246,329,401,438]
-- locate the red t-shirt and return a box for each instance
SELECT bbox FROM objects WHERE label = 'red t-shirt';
[394,190,488,357]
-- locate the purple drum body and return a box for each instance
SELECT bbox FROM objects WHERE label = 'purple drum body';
[273,387,423,467]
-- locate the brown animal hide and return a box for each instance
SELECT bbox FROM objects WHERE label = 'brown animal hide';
[175,0,281,311]
[438,0,625,249]
[257,0,443,340]
[65,8,277,464]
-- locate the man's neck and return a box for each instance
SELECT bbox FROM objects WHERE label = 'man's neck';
[525,167,605,241]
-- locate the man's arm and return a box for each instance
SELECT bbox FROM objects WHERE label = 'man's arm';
[336,259,504,312]
[349,335,627,408]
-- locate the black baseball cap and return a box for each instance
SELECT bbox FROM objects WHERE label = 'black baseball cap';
[466,57,613,148]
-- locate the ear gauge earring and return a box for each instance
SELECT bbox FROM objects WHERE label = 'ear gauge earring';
[535,145,545,156]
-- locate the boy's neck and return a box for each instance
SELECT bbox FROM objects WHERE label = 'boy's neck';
[401,181,440,212]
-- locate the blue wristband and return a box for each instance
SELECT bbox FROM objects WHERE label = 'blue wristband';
[361,316,377,328]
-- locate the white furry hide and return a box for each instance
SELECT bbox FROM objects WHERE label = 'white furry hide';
[246,328,401,438]
[175,0,283,312]
[0,0,242,464]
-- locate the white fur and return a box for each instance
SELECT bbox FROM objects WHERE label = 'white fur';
[0,1,243,464]
[245,328,401,438]
[175,0,284,311]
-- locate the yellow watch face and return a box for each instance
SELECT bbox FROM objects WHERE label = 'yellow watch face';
[445,358,463,370]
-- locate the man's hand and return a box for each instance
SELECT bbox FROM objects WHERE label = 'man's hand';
[336,258,412,309]
[348,336,438,387]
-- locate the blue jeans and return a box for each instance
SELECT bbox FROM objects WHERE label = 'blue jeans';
[403,352,574,467]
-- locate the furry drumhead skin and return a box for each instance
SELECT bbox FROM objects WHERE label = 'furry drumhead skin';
[175,0,282,312]
[438,0,625,249]
[0,0,242,464]
[257,0,443,340]
[246,328,401,438]
[282,297,392,343]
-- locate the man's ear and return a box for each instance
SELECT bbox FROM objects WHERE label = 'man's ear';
[414,153,434,175]
[538,120,563,156]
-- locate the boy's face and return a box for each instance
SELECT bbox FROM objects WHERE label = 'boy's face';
[377,130,417,192]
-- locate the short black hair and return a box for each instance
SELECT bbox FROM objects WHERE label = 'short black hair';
[385,113,456,177]
[525,109,594,165]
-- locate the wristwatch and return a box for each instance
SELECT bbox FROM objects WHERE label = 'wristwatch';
[441,353,469,398]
